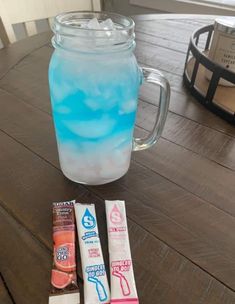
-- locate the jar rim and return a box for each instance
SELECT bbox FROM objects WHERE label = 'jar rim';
[52,11,136,52]
[53,11,135,35]
[215,17,235,35]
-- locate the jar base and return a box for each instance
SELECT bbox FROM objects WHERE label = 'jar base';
[60,167,129,185]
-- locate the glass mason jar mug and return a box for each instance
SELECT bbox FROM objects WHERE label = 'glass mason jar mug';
[49,12,170,185]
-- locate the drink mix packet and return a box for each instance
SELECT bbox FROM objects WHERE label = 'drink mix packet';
[74,203,110,304]
[105,200,139,304]
[49,200,80,304]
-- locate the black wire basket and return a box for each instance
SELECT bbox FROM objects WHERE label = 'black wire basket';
[183,24,235,124]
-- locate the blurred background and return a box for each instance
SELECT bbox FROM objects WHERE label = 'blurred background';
[104,0,235,15]
[0,0,235,47]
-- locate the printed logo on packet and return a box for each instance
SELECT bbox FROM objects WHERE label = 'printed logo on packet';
[88,248,101,258]
[110,204,123,224]
[54,243,76,272]
[82,230,98,240]
[86,264,108,302]
[82,208,96,229]
[56,245,69,261]
[111,260,132,296]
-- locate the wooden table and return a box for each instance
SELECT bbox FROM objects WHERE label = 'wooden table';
[0,14,235,304]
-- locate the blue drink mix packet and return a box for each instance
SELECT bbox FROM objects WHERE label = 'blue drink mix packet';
[74,203,110,304]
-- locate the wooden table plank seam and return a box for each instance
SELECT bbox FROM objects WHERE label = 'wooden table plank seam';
[0,44,49,82]
[0,197,52,256]
[1,16,235,303]
[125,206,235,294]
[0,123,196,246]
[137,57,182,78]
[0,125,219,264]
[0,127,59,172]
[138,96,235,141]
[0,61,235,216]
[0,273,15,304]
[135,24,192,43]
[3,42,235,140]
[0,90,234,221]
[6,61,235,143]
[3,163,234,301]
[0,32,52,80]
[0,198,87,290]
[135,35,187,55]
[2,69,235,176]
[133,152,235,218]
[0,88,51,117]
[136,122,235,173]
[2,73,234,147]
[1,127,234,294]
[90,181,235,292]
[2,55,235,175]
[2,70,234,152]
[2,190,234,303]
[0,85,235,218]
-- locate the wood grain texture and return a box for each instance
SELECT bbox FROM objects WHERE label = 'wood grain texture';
[0,16,235,303]
[0,88,235,291]
[1,44,235,211]
[0,32,52,79]
[90,162,235,289]
[133,133,235,216]
[1,167,235,303]
[0,129,87,249]
[2,41,235,140]
[1,77,235,215]
[1,44,235,169]
[136,100,235,170]
[0,204,51,304]
[1,29,234,137]
[0,276,13,304]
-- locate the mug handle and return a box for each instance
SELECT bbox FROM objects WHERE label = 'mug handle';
[133,67,170,151]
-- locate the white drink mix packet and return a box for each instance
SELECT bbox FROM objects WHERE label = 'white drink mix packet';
[74,203,110,304]
[105,200,139,304]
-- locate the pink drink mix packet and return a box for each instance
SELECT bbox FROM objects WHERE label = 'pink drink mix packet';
[49,200,80,304]
[105,200,139,304]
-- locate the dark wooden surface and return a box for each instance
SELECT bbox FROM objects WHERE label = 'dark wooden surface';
[0,15,235,304]
[0,276,13,304]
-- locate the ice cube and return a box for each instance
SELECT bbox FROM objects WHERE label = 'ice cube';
[81,17,116,30]
[78,17,128,46]
[86,18,102,30]
[55,105,71,114]
[100,18,115,30]
[119,99,137,114]
[52,81,75,103]
[57,132,131,184]
[101,131,131,151]
[84,95,117,111]
[84,98,101,111]
[98,146,130,179]
[64,114,116,138]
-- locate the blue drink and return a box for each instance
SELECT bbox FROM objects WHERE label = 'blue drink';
[49,50,140,184]
[49,12,170,185]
